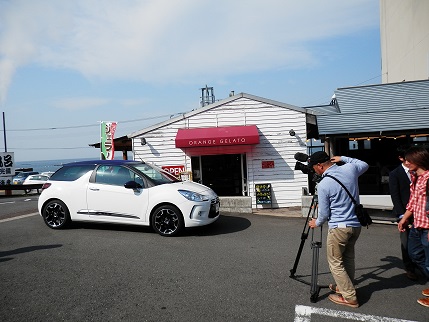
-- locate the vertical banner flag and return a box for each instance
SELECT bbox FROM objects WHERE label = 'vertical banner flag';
[101,121,117,160]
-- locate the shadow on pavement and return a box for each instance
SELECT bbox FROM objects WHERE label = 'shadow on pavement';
[64,213,251,237]
[354,255,427,305]
[0,244,62,262]
[186,213,251,236]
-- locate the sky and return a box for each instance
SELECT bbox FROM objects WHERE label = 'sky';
[0,0,381,162]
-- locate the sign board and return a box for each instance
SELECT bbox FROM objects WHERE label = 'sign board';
[0,152,15,177]
[0,152,15,186]
[162,165,185,177]
[179,171,192,182]
[262,160,274,169]
[255,183,272,206]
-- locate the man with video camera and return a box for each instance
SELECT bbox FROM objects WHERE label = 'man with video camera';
[308,151,369,308]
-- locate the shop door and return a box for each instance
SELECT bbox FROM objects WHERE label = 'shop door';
[191,154,246,196]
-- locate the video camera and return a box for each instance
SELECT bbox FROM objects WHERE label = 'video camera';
[294,152,322,183]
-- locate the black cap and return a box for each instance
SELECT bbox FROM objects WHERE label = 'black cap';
[308,151,330,167]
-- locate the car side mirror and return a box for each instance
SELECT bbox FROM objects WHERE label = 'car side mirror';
[124,181,142,190]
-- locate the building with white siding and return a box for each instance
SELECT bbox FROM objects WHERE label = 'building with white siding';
[128,93,314,209]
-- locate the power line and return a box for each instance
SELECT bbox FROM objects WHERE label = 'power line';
[3,146,93,150]
[0,112,186,132]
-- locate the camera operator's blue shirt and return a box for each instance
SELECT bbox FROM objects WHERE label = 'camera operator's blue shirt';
[315,156,369,228]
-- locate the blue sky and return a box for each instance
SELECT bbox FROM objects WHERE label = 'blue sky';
[0,0,381,162]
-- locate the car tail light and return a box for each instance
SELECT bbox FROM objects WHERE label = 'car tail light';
[41,183,51,191]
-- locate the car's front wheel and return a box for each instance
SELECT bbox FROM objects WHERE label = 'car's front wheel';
[42,199,71,229]
[151,205,184,237]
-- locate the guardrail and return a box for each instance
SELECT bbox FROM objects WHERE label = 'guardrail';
[0,184,44,194]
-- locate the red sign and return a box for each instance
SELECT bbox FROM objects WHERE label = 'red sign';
[262,161,274,169]
[162,165,185,176]
[175,125,259,148]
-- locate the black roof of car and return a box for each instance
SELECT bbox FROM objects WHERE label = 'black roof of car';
[63,160,144,166]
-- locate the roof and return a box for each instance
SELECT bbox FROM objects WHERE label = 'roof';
[127,92,305,138]
[306,79,429,136]
[88,135,132,151]
[63,160,142,167]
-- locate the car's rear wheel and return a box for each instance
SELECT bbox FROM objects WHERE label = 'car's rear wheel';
[151,205,184,237]
[42,200,71,229]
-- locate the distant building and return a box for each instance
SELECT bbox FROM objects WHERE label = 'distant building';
[380,0,429,83]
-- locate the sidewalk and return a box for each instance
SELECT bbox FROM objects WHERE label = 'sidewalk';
[252,205,395,225]
[252,206,302,218]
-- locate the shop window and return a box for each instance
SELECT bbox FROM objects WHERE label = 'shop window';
[364,140,371,149]
[349,140,358,150]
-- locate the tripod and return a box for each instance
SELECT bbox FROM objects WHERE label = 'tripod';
[289,194,328,302]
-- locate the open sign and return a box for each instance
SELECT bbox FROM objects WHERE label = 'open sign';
[162,165,185,177]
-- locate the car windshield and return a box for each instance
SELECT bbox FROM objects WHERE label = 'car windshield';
[15,172,33,178]
[132,163,180,184]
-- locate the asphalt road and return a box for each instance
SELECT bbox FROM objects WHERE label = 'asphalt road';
[0,193,39,220]
[0,208,427,321]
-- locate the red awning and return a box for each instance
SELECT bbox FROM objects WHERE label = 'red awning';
[175,125,259,148]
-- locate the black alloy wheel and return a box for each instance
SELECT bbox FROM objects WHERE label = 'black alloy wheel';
[42,199,71,229]
[151,205,184,237]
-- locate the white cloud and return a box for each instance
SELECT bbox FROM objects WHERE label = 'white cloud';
[0,0,378,103]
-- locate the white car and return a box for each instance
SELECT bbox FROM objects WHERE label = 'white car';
[23,174,50,193]
[40,171,55,177]
[37,160,220,236]
[23,174,50,185]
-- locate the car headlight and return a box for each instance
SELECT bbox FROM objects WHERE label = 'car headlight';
[178,190,209,202]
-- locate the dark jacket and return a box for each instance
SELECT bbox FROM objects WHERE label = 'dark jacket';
[389,164,411,217]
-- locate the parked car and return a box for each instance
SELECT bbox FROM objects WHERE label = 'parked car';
[38,160,220,236]
[12,171,39,185]
[23,174,50,193]
[40,171,55,177]
[23,174,50,184]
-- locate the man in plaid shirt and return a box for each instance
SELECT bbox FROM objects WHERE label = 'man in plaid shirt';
[398,146,429,308]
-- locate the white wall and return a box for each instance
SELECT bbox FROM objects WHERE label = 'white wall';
[380,0,429,83]
[132,96,308,208]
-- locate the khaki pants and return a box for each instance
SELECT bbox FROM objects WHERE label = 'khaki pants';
[327,227,361,302]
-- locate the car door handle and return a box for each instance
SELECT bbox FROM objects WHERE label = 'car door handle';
[89,187,100,191]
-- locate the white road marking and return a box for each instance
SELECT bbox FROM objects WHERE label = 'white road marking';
[0,201,15,205]
[0,213,38,223]
[294,305,419,322]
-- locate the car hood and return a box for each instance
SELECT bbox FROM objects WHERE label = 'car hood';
[171,181,217,198]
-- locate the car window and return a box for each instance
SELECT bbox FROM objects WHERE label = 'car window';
[95,165,144,187]
[132,164,179,184]
[15,172,37,178]
[50,165,96,182]
[29,175,48,181]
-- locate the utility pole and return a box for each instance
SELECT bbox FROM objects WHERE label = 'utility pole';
[2,112,6,152]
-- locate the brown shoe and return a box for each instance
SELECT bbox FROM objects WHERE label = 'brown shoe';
[406,270,418,281]
[422,288,429,297]
[328,294,359,308]
[417,297,429,307]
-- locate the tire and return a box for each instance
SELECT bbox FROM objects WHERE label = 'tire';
[42,199,71,229]
[151,205,184,237]
[24,189,31,194]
